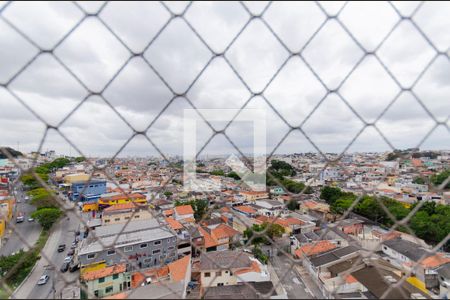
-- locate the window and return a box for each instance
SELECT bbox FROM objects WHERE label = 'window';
[113,274,119,280]
[140,243,148,248]
[225,271,228,274]
[107,249,116,256]
[217,283,224,286]
[94,290,99,297]
[168,246,175,250]
[216,271,222,277]
[153,249,161,254]
[114,218,120,222]
[124,246,133,252]
[105,286,113,294]
[134,215,140,218]
[204,272,210,278]
[89,185,93,188]
[144,258,152,263]
[87,253,96,260]
[383,246,387,251]
[99,277,105,283]
[125,216,130,220]
[154,241,161,246]
[104,219,110,223]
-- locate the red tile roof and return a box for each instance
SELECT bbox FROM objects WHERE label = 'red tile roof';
[166,217,183,231]
[211,224,239,240]
[295,240,337,258]
[168,255,191,282]
[234,205,256,214]
[174,205,194,216]
[103,202,136,212]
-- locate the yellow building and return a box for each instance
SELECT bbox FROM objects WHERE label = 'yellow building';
[0,219,5,239]
[0,199,13,221]
[98,193,147,209]
[64,173,90,184]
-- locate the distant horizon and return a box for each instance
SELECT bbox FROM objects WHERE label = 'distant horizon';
[3,147,450,161]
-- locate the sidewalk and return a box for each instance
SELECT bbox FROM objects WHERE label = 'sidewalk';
[267,261,288,298]
[294,264,324,299]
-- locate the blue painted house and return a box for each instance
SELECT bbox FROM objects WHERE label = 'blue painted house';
[70,179,107,202]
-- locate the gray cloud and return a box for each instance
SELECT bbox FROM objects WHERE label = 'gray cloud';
[0,1,448,157]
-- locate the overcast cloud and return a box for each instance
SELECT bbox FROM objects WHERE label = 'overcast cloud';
[0,1,449,158]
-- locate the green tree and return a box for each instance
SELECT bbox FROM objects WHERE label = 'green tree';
[28,188,58,209]
[320,186,343,204]
[209,170,225,176]
[20,173,49,189]
[287,199,298,211]
[31,208,62,230]
[164,191,173,197]
[431,169,450,189]
[226,171,241,180]
[252,246,268,264]
[74,157,86,163]
[413,177,425,185]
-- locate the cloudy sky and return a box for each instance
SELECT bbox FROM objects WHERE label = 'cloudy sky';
[0,1,449,158]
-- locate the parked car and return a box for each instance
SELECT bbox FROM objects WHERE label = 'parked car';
[57,244,66,252]
[28,217,34,222]
[37,275,49,285]
[16,213,24,223]
[60,262,70,273]
[64,256,72,263]
[69,264,80,273]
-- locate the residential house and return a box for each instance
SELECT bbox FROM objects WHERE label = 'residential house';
[173,205,195,222]
[80,263,130,298]
[102,202,153,225]
[239,191,269,203]
[199,250,269,293]
[382,238,450,291]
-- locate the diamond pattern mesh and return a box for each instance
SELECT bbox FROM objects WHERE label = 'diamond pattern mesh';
[0,1,449,299]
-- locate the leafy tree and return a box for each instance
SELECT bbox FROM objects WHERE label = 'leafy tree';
[269,160,296,177]
[209,170,225,176]
[252,246,268,264]
[20,173,49,189]
[413,177,426,185]
[287,199,298,211]
[320,186,343,204]
[431,169,450,189]
[28,188,58,209]
[31,208,62,230]
[265,222,285,239]
[74,157,86,163]
[243,222,285,245]
[226,171,241,180]
[164,191,173,197]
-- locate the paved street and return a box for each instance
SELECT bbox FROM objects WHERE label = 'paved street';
[270,254,313,299]
[0,185,41,256]
[13,205,82,299]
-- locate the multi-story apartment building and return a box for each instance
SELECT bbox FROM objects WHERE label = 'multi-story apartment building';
[78,219,177,270]
[70,179,107,201]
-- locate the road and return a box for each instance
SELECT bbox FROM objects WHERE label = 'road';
[0,185,41,256]
[13,205,82,299]
[270,254,313,299]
